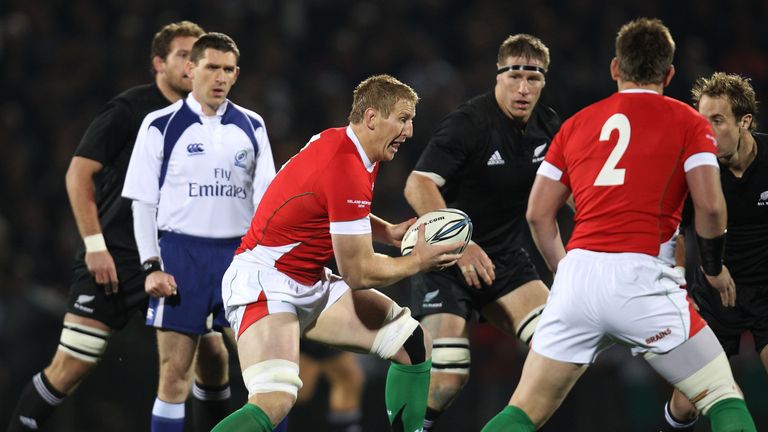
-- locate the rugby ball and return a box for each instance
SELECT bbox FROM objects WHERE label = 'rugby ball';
[400,208,473,256]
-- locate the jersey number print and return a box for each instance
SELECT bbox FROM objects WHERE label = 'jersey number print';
[594,113,630,186]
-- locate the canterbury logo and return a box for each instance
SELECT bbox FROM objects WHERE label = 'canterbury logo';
[187,143,205,154]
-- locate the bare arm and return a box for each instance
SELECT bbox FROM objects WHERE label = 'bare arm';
[404,172,447,215]
[65,156,119,293]
[332,225,462,290]
[404,171,495,287]
[686,164,735,307]
[370,214,415,247]
[526,175,570,273]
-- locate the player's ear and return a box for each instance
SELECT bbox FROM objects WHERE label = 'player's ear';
[184,60,195,79]
[609,57,620,81]
[364,107,377,130]
[152,55,165,75]
[662,65,676,87]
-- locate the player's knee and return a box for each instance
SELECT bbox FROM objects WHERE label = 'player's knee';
[196,332,229,385]
[647,328,741,416]
[676,352,742,415]
[370,304,428,363]
[432,337,471,381]
[243,359,303,401]
[57,322,110,364]
[515,305,544,345]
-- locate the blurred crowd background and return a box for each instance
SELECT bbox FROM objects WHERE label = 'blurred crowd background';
[2,0,767,431]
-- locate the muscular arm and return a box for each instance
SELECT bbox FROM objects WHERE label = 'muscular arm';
[65,156,119,293]
[686,164,734,307]
[332,226,461,290]
[526,175,569,273]
[404,171,447,216]
[686,165,726,238]
[404,170,495,287]
[65,156,105,238]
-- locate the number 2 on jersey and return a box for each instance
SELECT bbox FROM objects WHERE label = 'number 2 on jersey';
[594,113,630,186]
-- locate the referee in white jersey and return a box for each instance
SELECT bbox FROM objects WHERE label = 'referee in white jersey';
[122,33,278,432]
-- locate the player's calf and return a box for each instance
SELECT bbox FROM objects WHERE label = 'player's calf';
[423,337,471,431]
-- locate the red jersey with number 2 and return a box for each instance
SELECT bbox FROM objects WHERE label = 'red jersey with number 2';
[543,91,717,255]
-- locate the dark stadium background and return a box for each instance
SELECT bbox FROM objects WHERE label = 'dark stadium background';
[1,0,767,430]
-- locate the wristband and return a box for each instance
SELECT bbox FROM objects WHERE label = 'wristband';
[84,233,107,253]
[142,259,163,276]
[697,233,725,276]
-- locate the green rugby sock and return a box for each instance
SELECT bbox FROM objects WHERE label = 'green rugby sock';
[482,405,536,432]
[707,398,756,432]
[211,403,273,432]
[385,360,431,431]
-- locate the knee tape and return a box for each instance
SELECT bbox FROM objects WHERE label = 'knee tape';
[431,337,470,375]
[370,304,419,360]
[675,352,742,415]
[58,322,110,363]
[645,326,741,415]
[242,359,303,398]
[516,304,544,345]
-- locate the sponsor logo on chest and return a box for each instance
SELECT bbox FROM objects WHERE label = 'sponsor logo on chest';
[187,143,205,155]
[758,190,768,206]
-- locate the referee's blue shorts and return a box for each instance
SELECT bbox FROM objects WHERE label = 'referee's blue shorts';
[146,231,239,334]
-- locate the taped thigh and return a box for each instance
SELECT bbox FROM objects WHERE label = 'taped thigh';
[370,304,420,360]
[516,304,545,345]
[645,326,741,414]
[58,322,110,363]
[242,359,303,398]
[431,337,470,375]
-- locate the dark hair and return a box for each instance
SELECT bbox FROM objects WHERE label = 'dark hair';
[150,21,205,70]
[190,32,240,64]
[348,75,419,124]
[692,72,759,130]
[497,34,550,71]
[615,18,675,85]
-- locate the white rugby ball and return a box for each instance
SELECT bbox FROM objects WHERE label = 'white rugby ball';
[400,208,473,256]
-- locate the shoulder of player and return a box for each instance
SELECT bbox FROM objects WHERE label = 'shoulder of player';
[223,101,267,131]
[111,83,166,112]
[138,100,185,133]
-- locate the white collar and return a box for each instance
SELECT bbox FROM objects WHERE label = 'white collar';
[186,93,229,116]
[346,126,375,173]
[619,89,660,95]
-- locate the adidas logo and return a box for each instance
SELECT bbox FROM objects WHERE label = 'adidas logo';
[487,150,505,166]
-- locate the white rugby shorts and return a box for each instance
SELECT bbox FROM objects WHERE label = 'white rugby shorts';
[222,256,349,338]
[532,249,705,364]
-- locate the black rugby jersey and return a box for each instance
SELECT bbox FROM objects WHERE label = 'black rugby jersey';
[681,132,768,287]
[413,91,561,257]
[73,83,170,257]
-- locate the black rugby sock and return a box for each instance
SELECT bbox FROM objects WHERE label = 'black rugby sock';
[191,381,231,432]
[422,406,442,431]
[7,372,66,432]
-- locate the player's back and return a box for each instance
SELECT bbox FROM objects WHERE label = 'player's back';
[546,90,716,256]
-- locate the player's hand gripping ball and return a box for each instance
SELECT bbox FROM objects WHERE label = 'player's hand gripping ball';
[400,208,473,256]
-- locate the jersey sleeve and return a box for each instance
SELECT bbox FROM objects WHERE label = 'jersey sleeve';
[682,113,718,171]
[74,99,133,164]
[539,122,571,188]
[251,120,276,208]
[121,114,164,204]
[320,155,373,224]
[413,112,476,183]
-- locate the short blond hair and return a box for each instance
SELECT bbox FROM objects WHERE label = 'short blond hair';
[692,72,759,130]
[348,75,419,124]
